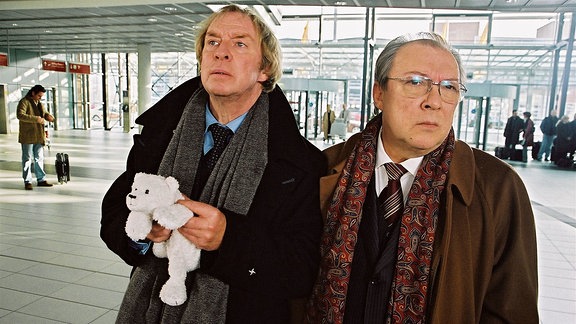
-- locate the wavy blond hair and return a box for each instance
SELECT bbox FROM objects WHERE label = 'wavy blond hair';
[195,5,282,92]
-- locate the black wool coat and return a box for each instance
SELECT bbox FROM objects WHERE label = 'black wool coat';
[101,76,326,323]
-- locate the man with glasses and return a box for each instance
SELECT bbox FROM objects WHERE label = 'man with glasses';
[306,32,538,323]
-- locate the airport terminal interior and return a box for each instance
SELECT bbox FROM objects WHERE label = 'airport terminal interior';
[0,0,575,323]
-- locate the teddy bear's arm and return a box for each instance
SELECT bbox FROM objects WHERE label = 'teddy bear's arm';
[125,211,153,241]
[153,204,194,230]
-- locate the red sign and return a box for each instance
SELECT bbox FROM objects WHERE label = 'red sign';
[42,59,66,72]
[69,62,91,74]
[0,53,7,66]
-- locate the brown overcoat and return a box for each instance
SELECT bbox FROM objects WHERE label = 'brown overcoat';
[319,133,539,323]
[17,95,50,145]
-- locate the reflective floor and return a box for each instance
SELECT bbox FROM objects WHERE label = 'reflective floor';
[0,129,574,323]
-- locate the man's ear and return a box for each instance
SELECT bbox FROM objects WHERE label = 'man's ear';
[372,82,384,111]
[258,70,268,83]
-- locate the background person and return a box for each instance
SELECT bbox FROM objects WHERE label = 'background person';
[101,5,325,323]
[16,84,54,190]
[570,112,576,160]
[306,32,538,324]
[322,104,336,143]
[552,115,573,166]
[522,111,535,162]
[537,109,559,161]
[339,103,351,128]
[503,109,524,150]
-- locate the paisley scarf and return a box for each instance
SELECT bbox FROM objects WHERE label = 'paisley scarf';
[305,114,454,323]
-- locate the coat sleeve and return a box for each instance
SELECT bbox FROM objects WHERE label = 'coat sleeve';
[428,145,538,324]
[16,99,37,123]
[480,164,539,323]
[100,126,173,265]
[100,79,194,265]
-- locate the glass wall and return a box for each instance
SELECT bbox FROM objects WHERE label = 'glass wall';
[271,7,575,148]
[3,6,573,152]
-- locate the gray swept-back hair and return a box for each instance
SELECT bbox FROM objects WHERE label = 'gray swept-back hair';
[374,32,465,87]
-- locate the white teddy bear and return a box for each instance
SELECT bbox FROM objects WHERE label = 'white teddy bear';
[125,172,201,306]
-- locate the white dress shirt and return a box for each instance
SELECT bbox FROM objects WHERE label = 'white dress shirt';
[374,128,423,203]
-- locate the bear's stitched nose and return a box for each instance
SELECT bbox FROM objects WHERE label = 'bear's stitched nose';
[128,194,136,199]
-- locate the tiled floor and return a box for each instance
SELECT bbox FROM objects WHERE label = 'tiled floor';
[0,129,574,323]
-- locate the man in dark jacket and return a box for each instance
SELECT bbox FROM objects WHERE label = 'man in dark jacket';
[101,5,325,323]
[503,109,524,150]
[536,109,559,161]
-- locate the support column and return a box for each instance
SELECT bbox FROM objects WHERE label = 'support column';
[0,84,8,134]
[559,12,575,117]
[137,43,152,129]
[548,13,564,114]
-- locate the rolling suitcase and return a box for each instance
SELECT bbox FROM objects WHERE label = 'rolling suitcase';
[495,146,509,159]
[510,148,524,161]
[532,141,541,160]
[56,153,70,183]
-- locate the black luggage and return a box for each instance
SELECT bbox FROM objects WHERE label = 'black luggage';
[532,141,541,160]
[510,148,524,161]
[551,146,560,162]
[556,157,574,168]
[56,153,70,183]
[495,146,509,159]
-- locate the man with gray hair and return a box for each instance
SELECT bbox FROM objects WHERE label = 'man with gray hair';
[306,32,538,323]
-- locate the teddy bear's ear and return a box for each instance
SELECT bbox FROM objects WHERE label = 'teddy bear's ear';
[165,176,180,193]
[134,172,147,181]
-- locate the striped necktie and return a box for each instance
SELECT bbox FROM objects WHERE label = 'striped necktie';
[377,162,408,244]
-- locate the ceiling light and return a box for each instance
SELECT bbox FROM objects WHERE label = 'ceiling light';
[148,18,158,22]
[175,33,184,37]
[12,23,18,27]
[164,7,177,12]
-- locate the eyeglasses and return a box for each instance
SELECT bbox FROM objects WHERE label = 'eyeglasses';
[386,75,467,104]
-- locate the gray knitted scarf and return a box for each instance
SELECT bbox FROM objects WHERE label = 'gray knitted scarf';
[116,87,269,324]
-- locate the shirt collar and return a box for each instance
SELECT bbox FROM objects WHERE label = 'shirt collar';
[204,103,247,134]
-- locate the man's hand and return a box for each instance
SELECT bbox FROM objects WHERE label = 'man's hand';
[146,222,172,242]
[177,199,227,251]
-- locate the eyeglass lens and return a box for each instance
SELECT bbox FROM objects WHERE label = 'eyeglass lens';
[398,76,463,103]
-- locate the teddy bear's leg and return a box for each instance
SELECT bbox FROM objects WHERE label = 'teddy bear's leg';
[152,241,167,258]
[159,233,189,306]
[182,238,201,272]
[125,211,152,241]
[159,275,187,306]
